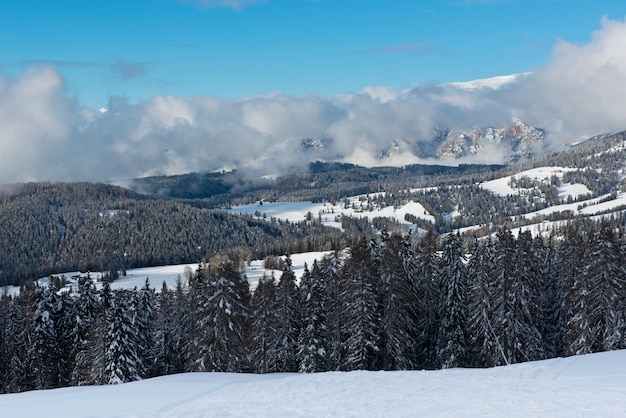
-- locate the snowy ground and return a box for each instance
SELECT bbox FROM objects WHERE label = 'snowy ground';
[1,350,625,417]
[2,252,329,296]
[224,194,434,230]
[480,166,591,199]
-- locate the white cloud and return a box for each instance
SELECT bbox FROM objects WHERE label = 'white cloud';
[501,16,626,142]
[2,17,626,184]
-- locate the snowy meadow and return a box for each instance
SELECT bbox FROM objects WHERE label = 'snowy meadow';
[1,349,625,417]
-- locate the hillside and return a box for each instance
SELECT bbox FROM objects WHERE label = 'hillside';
[1,350,624,417]
[2,130,626,286]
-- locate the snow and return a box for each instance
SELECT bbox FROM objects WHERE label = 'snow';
[1,350,625,417]
[480,166,591,199]
[2,252,329,297]
[519,192,626,221]
[446,73,529,90]
[225,195,435,230]
[244,251,330,290]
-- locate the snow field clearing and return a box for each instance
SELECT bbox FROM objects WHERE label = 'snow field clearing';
[225,194,435,230]
[480,166,591,199]
[3,252,329,296]
[1,350,625,417]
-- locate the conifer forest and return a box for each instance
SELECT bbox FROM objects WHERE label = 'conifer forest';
[3,132,626,394]
[1,220,625,393]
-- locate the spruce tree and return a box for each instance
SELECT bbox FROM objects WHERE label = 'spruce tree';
[437,233,469,368]
[414,229,441,369]
[103,290,142,384]
[250,273,278,373]
[339,236,379,371]
[191,260,250,372]
[268,256,302,372]
[467,238,500,368]
[30,284,62,389]
[373,233,415,370]
[135,279,157,378]
[297,262,330,372]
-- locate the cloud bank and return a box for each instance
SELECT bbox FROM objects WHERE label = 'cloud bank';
[2,17,626,184]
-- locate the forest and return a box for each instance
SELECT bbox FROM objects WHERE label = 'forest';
[1,219,624,393]
[2,131,626,286]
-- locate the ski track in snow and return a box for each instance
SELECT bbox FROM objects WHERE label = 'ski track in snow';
[1,350,625,417]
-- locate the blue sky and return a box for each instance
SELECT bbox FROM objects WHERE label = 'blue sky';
[1,0,623,108]
[1,1,626,184]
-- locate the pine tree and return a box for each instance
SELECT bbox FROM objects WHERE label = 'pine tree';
[268,256,302,372]
[103,290,142,384]
[467,238,500,368]
[4,293,33,393]
[298,262,330,372]
[511,231,544,362]
[56,291,76,387]
[70,280,100,385]
[536,235,563,358]
[320,250,344,370]
[566,236,597,355]
[373,233,415,370]
[135,279,156,378]
[491,227,517,365]
[567,223,626,354]
[190,260,250,372]
[30,284,62,389]
[437,233,469,369]
[250,273,278,373]
[339,236,379,371]
[414,229,441,370]
[84,281,113,385]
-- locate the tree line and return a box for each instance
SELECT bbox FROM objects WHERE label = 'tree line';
[1,220,625,393]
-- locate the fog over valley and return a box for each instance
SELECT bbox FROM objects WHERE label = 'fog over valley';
[2,17,626,184]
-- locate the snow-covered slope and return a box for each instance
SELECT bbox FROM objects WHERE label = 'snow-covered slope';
[1,252,329,297]
[225,194,435,230]
[1,350,625,417]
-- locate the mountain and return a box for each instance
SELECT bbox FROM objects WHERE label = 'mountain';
[435,119,545,161]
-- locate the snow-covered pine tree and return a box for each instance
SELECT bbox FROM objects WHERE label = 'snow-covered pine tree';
[103,290,142,384]
[373,232,415,370]
[84,281,113,385]
[491,227,517,366]
[56,290,76,387]
[320,250,344,371]
[30,284,62,389]
[297,261,330,372]
[414,229,441,369]
[558,226,585,355]
[437,233,469,369]
[250,273,278,373]
[467,238,500,368]
[339,235,379,371]
[188,262,210,372]
[536,235,564,359]
[191,260,250,372]
[593,223,626,351]
[154,281,182,376]
[4,293,33,393]
[566,235,597,355]
[155,276,192,375]
[511,231,544,362]
[135,278,156,378]
[268,255,302,372]
[299,263,312,308]
[70,280,100,386]
[568,222,626,354]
